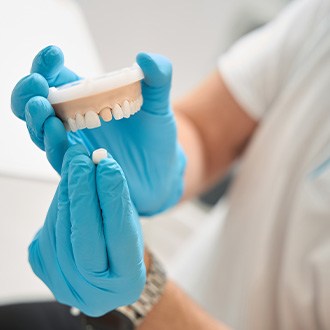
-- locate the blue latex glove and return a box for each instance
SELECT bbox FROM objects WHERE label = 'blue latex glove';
[11,46,186,216]
[28,144,146,316]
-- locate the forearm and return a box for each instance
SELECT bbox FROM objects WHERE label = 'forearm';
[175,110,207,199]
[174,71,258,199]
[138,281,230,330]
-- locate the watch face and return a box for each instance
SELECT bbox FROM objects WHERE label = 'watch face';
[83,311,135,330]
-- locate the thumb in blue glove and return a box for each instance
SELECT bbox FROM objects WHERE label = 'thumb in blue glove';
[28,144,146,316]
[11,46,80,171]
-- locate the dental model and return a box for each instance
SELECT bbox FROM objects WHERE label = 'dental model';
[48,64,144,132]
[92,148,107,165]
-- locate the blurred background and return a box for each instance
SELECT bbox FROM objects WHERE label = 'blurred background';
[0,0,288,306]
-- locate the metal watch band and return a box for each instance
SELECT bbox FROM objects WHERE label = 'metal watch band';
[117,252,167,327]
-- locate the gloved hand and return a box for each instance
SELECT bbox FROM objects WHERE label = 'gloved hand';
[28,144,146,316]
[11,46,186,216]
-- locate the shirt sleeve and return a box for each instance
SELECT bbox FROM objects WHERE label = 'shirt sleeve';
[218,0,324,120]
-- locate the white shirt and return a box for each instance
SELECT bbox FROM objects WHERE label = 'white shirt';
[171,0,330,329]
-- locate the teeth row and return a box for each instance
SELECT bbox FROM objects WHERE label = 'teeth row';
[65,96,143,132]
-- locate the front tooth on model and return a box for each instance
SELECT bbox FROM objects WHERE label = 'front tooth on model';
[137,95,143,108]
[85,111,101,129]
[68,117,78,132]
[112,104,124,120]
[122,100,131,118]
[99,108,112,122]
[132,100,139,114]
[75,113,86,129]
[63,121,71,131]
[129,101,136,115]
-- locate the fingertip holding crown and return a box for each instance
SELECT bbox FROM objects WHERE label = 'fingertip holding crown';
[92,148,108,164]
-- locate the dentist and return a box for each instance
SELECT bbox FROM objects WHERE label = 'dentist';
[9,0,330,329]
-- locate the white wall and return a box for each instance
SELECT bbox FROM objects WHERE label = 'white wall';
[0,0,102,304]
[76,0,287,97]
[0,0,102,181]
[0,176,56,303]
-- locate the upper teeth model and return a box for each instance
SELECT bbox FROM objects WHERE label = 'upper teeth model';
[48,64,144,132]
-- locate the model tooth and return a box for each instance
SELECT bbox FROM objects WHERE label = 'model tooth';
[137,94,143,108]
[68,117,78,132]
[131,100,138,114]
[100,108,112,122]
[75,113,86,130]
[129,101,136,115]
[63,120,71,131]
[112,104,124,120]
[122,100,131,118]
[85,110,101,129]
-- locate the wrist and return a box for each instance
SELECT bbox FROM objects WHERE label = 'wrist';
[117,251,166,327]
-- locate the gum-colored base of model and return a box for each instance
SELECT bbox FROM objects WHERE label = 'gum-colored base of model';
[52,81,143,132]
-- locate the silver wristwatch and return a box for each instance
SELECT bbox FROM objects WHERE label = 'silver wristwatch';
[117,253,167,327]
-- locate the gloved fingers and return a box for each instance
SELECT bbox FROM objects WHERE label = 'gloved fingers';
[43,117,70,174]
[11,73,49,121]
[136,52,172,115]
[11,46,79,121]
[96,156,144,278]
[136,52,172,88]
[28,187,64,292]
[25,96,55,150]
[31,45,80,87]
[55,145,89,273]
[61,144,89,178]
[68,155,108,275]
[12,72,69,174]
